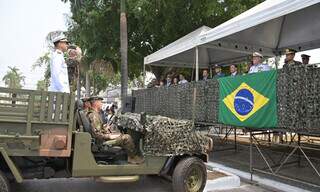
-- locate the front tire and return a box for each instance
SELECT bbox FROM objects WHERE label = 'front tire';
[0,170,10,192]
[172,157,207,192]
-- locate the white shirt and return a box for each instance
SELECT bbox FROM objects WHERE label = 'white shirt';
[48,50,70,93]
[249,63,271,74]
[178,79,188,84]
[231,72,238,76]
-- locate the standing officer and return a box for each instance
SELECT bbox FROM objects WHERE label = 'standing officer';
[249,52,270,73]
[301,54,311,65]
[48,33,70,93]
[87,96,144,164]
[284,48,302,68]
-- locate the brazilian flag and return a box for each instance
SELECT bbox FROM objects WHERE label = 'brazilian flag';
[218,70,277,128]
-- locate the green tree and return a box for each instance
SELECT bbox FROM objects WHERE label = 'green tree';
[33,51,51,85]
[2,66,25,89]
[63,0,263,82]
[36,79,48,91]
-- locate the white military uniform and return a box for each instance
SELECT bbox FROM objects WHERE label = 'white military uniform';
[249,63,271,74]
[48,49,70,93]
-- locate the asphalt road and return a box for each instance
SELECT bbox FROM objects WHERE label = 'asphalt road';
[12,177,274,192]
[13,176,172,192]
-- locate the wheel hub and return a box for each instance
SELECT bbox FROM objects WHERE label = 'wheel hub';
[186,167,203,192]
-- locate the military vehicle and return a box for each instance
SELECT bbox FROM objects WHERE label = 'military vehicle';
[0,87,212,192]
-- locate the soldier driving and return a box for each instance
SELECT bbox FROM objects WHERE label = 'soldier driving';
[87,96,144,164]
[81,97,91,114]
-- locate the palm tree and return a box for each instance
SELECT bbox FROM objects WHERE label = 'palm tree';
[120,0,128,106]
[33,52,51,88]
[2,66,25,89]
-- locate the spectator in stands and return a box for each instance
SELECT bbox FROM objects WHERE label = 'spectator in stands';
[284,48,302,67]
[214,64,225,78]
[248,52,270,73]
[166,74,172,87]
[202,69,210,81]
[159,80,164,87]
[147,78,157,88]
[229,64,240,76]
[178,74,188,84]
[173,77,179,86]
[301,54,310,65]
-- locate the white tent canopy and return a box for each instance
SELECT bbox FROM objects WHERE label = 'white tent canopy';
[144,26,212,68]
[144,0,320,70]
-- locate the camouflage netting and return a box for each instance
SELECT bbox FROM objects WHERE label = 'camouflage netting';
[116,113,210,156]
[133,79,220,123]
[132,65,320,134]
[277,65,320,134]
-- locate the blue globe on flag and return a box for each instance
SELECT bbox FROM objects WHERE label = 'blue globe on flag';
[234,89,254,116]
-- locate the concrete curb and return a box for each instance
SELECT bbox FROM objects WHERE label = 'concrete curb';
[206,161,311,192]
[204,167,241,192]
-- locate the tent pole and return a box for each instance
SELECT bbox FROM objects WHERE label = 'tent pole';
[196,46,199,81]
[275,55,280,69]
[143,64,146,88]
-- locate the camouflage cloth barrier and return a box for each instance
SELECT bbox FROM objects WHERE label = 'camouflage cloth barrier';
[132,66,320,134]
[116,113,210,156]
[277,65,320,134]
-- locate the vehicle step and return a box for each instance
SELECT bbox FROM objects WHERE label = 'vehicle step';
[95,175,140,183]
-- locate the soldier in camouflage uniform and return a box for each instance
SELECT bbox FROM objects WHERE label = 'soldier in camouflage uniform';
[283,48,302,68]
[66,45,81,92]
[87,96,144,164]
[81,97,91,114]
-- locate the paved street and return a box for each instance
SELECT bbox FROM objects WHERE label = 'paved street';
[13,177,172,192]
[12,176,275,192]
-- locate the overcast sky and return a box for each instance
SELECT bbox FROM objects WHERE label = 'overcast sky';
[0,0,70,89]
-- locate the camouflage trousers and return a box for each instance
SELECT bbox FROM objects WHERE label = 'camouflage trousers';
[113,134,136,156]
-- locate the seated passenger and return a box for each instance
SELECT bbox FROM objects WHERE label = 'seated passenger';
[248,52,270,73]
[87,96,144,164]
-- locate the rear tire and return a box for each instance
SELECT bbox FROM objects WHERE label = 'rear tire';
[172,157,207,192]
[0,170,10,192]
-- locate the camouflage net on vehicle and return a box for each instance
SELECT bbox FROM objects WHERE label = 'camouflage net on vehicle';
[133,65,320,134]
[116,113,211,156]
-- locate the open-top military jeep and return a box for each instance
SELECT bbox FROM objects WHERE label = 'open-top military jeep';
[0,87,212,192]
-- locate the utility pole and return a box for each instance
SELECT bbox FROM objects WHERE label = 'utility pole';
[120,0,128,107]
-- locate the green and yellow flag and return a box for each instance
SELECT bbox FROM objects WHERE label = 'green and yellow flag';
[218,70,277,128]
